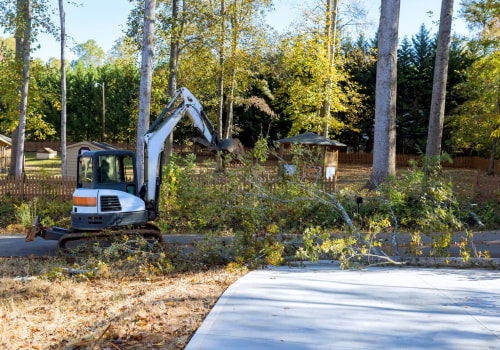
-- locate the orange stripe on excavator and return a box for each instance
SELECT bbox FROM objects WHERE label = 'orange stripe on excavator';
[73,196,97,207]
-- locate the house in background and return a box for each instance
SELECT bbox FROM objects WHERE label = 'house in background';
[0,134,12,173]
[65,141,120,177]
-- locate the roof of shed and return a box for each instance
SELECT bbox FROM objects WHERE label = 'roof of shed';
[0,134,12,147]
[67,141,120,150]
[276,132,347,147]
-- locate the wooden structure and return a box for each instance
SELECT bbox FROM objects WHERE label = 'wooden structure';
[0,134,11,172]
[36,147,57,159]
[66,141,120,177]
[275,132,347,184]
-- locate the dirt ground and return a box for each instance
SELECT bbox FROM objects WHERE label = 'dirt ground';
[0,260,246,350]
[336,164,480,200]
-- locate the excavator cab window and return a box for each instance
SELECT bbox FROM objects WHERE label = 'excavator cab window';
[99,156,119,183]
[78,156,94,188]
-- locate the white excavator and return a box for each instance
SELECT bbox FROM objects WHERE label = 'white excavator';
[27,87,243,249]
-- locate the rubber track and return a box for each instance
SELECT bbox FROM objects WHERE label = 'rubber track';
[57,224,163,250]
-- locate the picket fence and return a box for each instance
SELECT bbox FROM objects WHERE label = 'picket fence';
[1,170,497,202]
[0,175,76,201]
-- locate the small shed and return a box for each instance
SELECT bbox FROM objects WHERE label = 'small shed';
[0,134,11,172]
[66,141,120,177]
[275,132,347,183]
[36,147,57,159]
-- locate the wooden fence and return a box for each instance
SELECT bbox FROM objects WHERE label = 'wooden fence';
[191,173,336,194]
[0,175,76,201]
[473,172,500,201]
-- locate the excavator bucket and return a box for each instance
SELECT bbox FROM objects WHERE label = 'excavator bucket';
[192,137,245,156]
[218,138,245,156]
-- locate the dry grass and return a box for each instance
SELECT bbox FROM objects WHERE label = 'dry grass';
[0,257,246,350]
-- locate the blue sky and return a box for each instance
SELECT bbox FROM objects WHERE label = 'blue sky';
[18,0,469,62]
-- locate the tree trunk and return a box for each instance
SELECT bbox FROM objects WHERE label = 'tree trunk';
[14,0,31,177]
[487,137,496,175]
[425,0,453,163]
[320,0,339,138]
[136,0,156,188]
[224,13,237,140]
[59,0,67,176]
[369,0,400,187]
[224,69,235,139]
[215,0,225,170]
[216,0,225,142]
[165,0,180,163]
[9,0,30,177]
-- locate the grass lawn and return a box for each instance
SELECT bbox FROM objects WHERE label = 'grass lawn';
[24,152,62,177]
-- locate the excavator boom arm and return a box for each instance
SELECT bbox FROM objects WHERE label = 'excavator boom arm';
[143,87,229,206]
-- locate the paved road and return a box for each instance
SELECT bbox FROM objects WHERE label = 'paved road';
[1,231,499,258]
[0,233,205,256]
[186,263,500,350]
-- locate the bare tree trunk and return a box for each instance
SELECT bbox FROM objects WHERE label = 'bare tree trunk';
[14,0,31,177]
[216,0,225,142]
[224,69,235,139]
[59,0,67,176]
[487,137,496,175]
[165,0,181,162]
[224,13,236,140]
[9,0,30,177]
[137,0,156,188]
[425,0,453,163]
[320,0,339,138]
[215,0,225,170]
[369,0,400,187]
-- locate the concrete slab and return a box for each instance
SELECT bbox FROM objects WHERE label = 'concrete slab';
[186,263,500,350]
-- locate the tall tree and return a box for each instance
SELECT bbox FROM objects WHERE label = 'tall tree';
[425,0,454,161]
[137,0,157,188]
[59,0,67,176]
[13,0,32,177]
[73,39,105,67]
[460,0,500,174]
[164,0,182,160]
[216,0,225,142]
[369,0,400,186]
[319,0,340,137]
[222,0,273,139]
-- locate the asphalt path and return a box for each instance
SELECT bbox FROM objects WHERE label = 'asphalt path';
[1,231,499,258]
[0,233,206,256]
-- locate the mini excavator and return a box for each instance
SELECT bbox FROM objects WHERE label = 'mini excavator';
[27,87,243,250]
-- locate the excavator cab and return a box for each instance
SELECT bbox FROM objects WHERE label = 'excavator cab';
[72,149,148,231]
[77,150,138,196]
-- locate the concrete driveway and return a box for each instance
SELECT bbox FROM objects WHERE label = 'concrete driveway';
[187,263,500,350]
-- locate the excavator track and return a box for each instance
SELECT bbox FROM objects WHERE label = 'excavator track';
[57,224,163,251]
